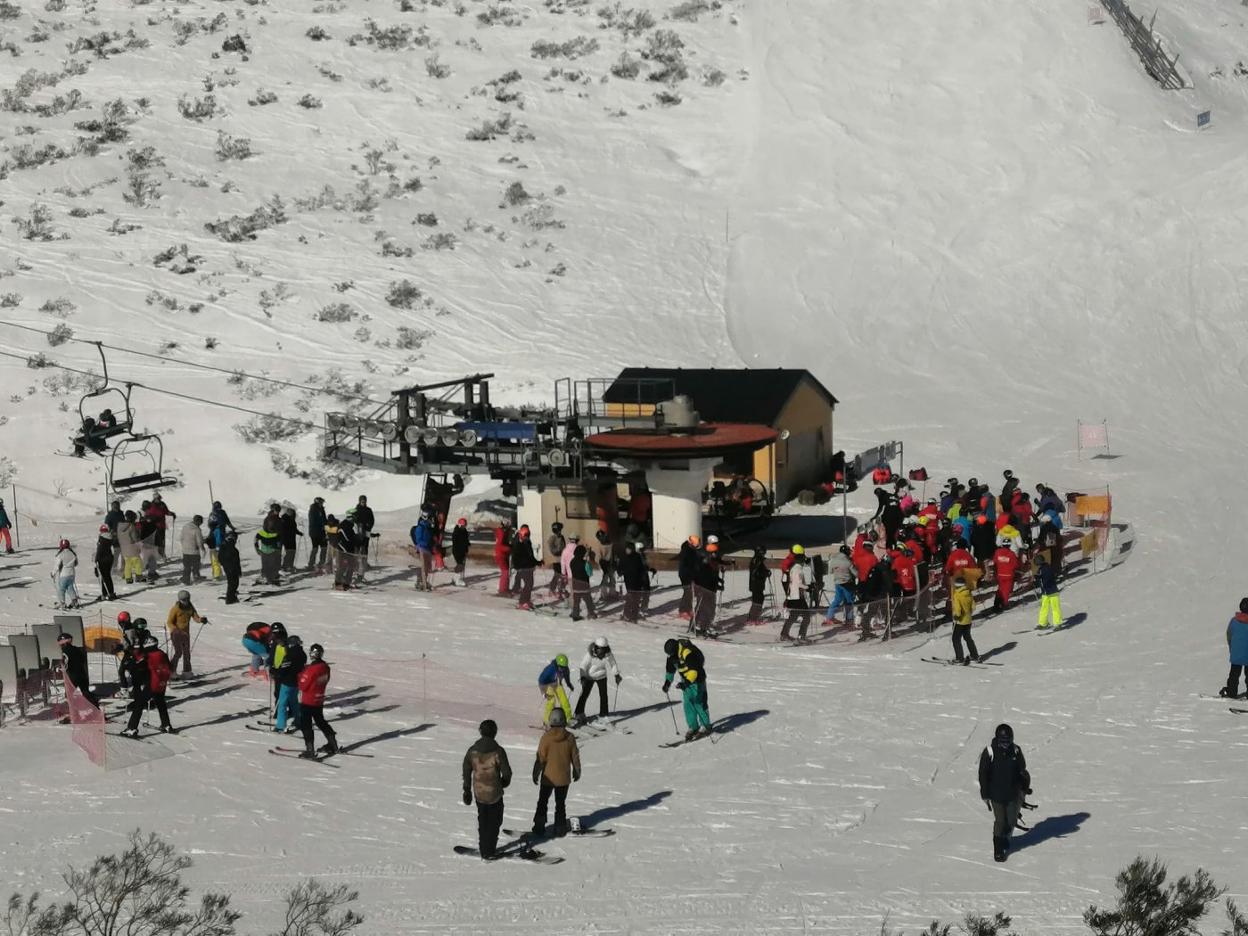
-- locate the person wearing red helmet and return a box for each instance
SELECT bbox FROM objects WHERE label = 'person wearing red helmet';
[52,539,80,610]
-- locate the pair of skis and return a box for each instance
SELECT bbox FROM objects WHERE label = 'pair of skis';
[920,657,1003,668]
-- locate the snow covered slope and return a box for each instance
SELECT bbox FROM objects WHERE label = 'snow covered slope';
[3,0,1248,931]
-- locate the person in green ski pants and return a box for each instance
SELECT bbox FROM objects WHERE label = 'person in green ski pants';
[663,637,712,742]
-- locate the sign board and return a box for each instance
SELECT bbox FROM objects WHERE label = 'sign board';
[1196,109,1212,129]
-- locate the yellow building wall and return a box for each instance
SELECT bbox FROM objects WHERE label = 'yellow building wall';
[751,380,834,503]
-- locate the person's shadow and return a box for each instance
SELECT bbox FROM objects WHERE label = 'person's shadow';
[579,790,671,830]
[1012,811,1090,851]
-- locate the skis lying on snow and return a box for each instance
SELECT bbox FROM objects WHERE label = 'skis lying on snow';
[268,747,340,767]
[453,844,563,864]
[920,657,1003,668]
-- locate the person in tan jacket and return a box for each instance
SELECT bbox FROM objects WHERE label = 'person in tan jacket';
[531,707,581,838]
[462,719,512,860]
[165,589,207,676]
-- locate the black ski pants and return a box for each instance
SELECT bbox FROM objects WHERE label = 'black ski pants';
[225,569,240,603]
[1227,664,1248,699]
[952,623,979,662]
[532,780,568,835]
[575,676,609,718]
[127,689,170,731]
[477,798,504,859]
[97,561,116,600]
[300,704,335,748]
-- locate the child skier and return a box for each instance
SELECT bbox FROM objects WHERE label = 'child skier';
[662,637,712,741]
[538,654,574,726]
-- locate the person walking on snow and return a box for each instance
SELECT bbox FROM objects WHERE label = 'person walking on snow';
[462,719,512,859]
[780,551,813,642]
[978,723,1031,862]
[146,492,175,561]
[1220,598,1248,699]
[51,539,80,609]
[119,635,173,737]
[207,500,236,580]
[450,518,470,587]
[595,529,617,601]
[180,515,207,586]
[94,525,117,601]
[1034,552,1063,629]
[298,643,338,757]
[531,707,581,839]
[574,637,621,724]
[306,497,328,573]
[951,579,980,664]
[538,654,574,726]
[663,637,712,741]
[279,507,301,573]
[273,634,306,733]
[619,542,650,622]
[219,531,242,604]
[410,511,436,591]
[117,511,142,584]
[166,590,208,676]
[0,497,14,553]
[676,535,701,619]
[511,524,538,609]
[546,522,567,599]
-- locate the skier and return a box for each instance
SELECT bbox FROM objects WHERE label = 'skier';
[569,541,596,621]
[1035,512,1063,577]
[278,507,301,573]
[51,539,80,610]
[574,637,621,724]
[951,579,979,664]
[1221,598,1248,699]
[219,531,242,604]
[691,541,723,636]
[297,643,338,757]
[120,635,173,736]
[352,495,375,572]
[254,519,281,587]
[546,522,567,599]
[779,549,812,642]
[57,632,99,708]
[511,524,538,609]
[1034,552,1063,629]
[410,511,435,591]
[0,496,13,553]
[823,544,856,626]
[207,500,236,580]
[165,590,207,677]
[559,534,579,601]
[242,621,270,676]
[306,497,328,573]
[493,521,513,596]
[450,517,470,587]
[991,539,1020,612]
[747,547,770,623]
[531,707,581,839]
[273,634,306,733]
[117,511,142,584]
[977,723,1031,862]
[538,654,574,726]
[179,515,206,586]
[463,719,512,859]
[676,535,701,619]
[93,525,117,601]
[619,541,649,622]
[142,634,175,732]
[662,637,712,741]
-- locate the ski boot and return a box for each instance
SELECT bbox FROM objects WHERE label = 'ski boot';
[993,836,1008,862]
[159,724,176,734]
[298,746,317,760]
[119,727,139,738]
[684,729,698,742]
[319,736,339,755]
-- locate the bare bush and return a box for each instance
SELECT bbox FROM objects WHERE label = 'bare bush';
[531,36,599,59]
[204,197,287,242]
[465,111,512,140]
[414,212,437,226]
[215,130,253,160]
[123,146,165,206]
[316,302,356,323]
[598,3,655,35]
[422,232,456,250]
[74,97,132,144]
[425,54,450,78]
[235,414,308,444]
[177,93,218,120]
[46,323,73,346]
[12,202,58,240]
[670,0,718,21]
[610,51,640,78]
[0,293,20,307]
[248,88,277,105]
[500,181,531,207]
[306,25,330,40]
[385,279,424,309]
[10,142,69,170]
[643,29,687,83]
[297,93,323,108]
[395,326,433,349]
[40,297,76,317]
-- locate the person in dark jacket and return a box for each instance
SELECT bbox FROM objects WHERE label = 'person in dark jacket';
[278,507,301,572]
[274,634,307,733]
[546,523,567,599]
[511,524,538,609]
[619,542,649,622]
[747,547,769,623]
[103,500,125,533]
[1035,552,1063,628]
[219,531,242,603]
[58,632,99,708]
[334,515,357,590]
[462,719,513,859]
[569,543,596,621]
[353,496,375,571]
[978,723,1031,862]
[692,543,724,636]
[970,514,996,568]
[676,536,701,619]
[306,497,328,572]
[450,518,470,587]
[94,525,117,601]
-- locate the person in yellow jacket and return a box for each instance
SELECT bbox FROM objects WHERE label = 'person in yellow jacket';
[166,589,207,677]
[537,655,573,726]
[951,580,979,664]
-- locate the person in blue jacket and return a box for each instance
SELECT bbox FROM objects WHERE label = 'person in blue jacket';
[538,654,573,726]
[1221,599,1248,699]
[410,511,435,591]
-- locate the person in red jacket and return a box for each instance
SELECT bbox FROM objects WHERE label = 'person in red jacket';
[297,643,338,758]
[145,492,176,561]
[124,634,174,735]
[991,542,1021,611]
[852,539,878,583]
[493,522,513,596]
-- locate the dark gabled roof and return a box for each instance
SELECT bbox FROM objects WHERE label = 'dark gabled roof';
[602,368,836,425]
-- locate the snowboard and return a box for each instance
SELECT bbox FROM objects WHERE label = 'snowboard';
[453,844,562,864]
[503,826,615,840]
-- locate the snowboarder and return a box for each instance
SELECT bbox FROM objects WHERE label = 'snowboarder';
[94,525,117,601]
[1221,598,1248,699]
[538,654,574,726]
[306,497,328,573]
[450,518,470,587]
[410,511,436,591]
[574,637,621,723]
[676,535,701,619]
[531,707,580,839]
[619,542,649,622]
[219,531,242,604]
[297,643,337,757]
[823,544,856,626]
[58,632,99,708]
[747,547,770,623]
[494,522,513,596]
[546,522,567,599]
[978,723,1031,862]
[0,497,13,553]
[165,590,207,677]
[951,579,979,664]
[51,539,80,610]
[511,524,538,609]
[463,719,513,859]
[273,633,306,733]
[662,637,712,740]
[569,542,596,621]
[179,515,206,586]
[1034,552,1063,628]
[780,551,812,641]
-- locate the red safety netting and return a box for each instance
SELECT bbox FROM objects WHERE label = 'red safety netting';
[62,675,106,768]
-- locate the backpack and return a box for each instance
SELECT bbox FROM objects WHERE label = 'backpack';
[470,750,504,805]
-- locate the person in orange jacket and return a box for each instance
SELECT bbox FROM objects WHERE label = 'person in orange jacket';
[493,521,513,596]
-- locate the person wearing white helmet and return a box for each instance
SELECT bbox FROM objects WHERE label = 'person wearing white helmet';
[573,637,621,724]
[51,538,80,609]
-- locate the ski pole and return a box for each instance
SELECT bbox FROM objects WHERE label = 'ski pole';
[613,680,619,714]
[189,619,208,653]
[664,689,679,735]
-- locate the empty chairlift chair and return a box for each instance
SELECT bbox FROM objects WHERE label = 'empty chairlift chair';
[109,434,178,496]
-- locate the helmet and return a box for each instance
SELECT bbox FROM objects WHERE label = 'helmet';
[1240,598,1248,615]
[791,544,805,555]
[132,617,148,631]
[142,634,160,649]
[1003,469,1014,478]
[568,534,580,543]
[58,539,70,550]
[479,719,498,738]
[177,589,190,602]
[270,622,287,636]
[551,522,563,533]
[457,518,467,527]
[117,611,131,625]
[706,535,719,545]
[555,653,569,668]
[838,544,850,556]
[99,524,110,534]
[994,723,1014,741]
[57,632,72,643]
[548,708,567,728]
[663,638,678,656]
[287,635,302,648]
[593,636,609,649]
[309,643,324,661]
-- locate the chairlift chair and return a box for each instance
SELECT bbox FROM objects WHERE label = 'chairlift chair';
[72,384,134,456]
[109,433,178,495]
